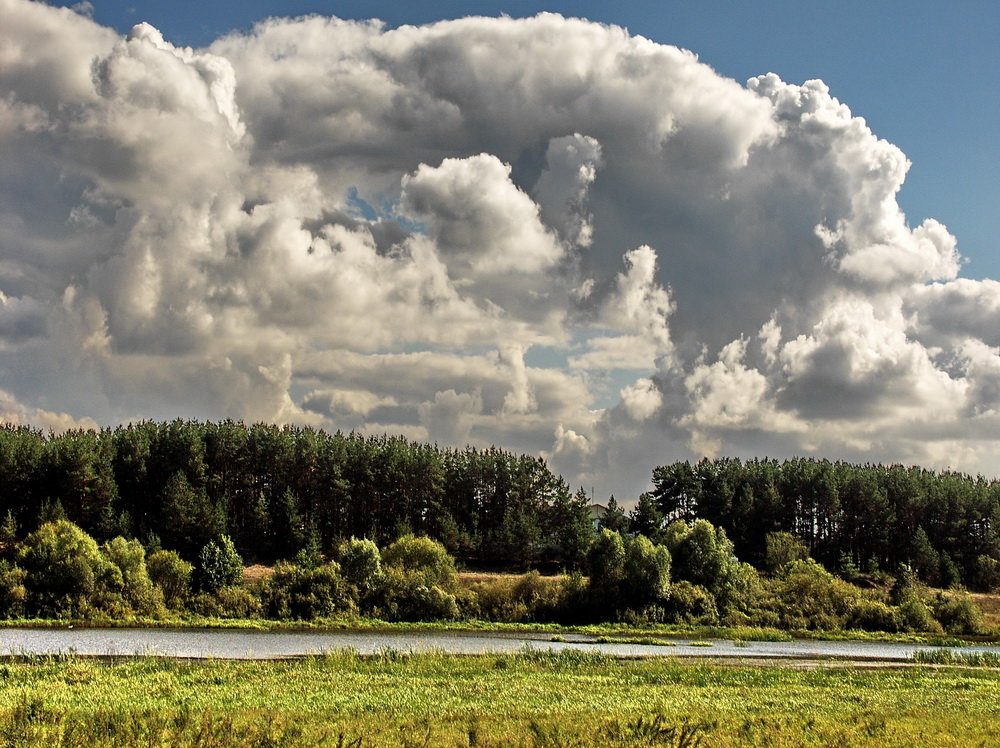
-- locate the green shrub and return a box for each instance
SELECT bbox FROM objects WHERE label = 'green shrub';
[770,559,860,630]
[972,554,1000,592]
[621,604,669,625]
[339,538,383,598]
[101,537,162,616]
[662,581,719,625]
[196,535,243,593]
[764,532,809,575]
[214,586,263,618]
[0,562,27,618]
[461,578,524,621]
[897,598,942,634]
[586,529,626,611]
[847,598,899,633]
[378,567,458,621]
[553,571,589,623]
[512,571,564,619]
[668,520,759,617]
[260,562,355,620]
[622,535,671,611]
[16,520,119,617]
[382,535,456,590]
[932,590,987,635]
[713,560,762,618]
[187,591,224,617]
[146,550,193,609]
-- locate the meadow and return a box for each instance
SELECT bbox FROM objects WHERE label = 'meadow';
[0,651,998,746]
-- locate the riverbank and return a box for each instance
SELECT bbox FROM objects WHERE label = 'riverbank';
[0,616,993,647]
[0,652,997,746]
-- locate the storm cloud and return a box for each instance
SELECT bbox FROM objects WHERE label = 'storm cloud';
[1,0,996,499]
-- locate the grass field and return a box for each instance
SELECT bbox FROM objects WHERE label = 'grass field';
[0,652,998,746]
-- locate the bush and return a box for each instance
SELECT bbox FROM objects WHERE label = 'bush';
[260,562,355,620]
[460,572,566,623]
[101,536,162,616]
[770,559,860,630]
[764,532,809,575]
[378,567,458,621]
[214,586,263,618]
[339,538,383,598]
[622,535,671,611]
[553,571,589,624]
[847,598,899,633]
[382,535,456,590]
[187,591,224,617]
[196,535,243,593]
[672,520,724,589]
[0,562,27,618]
[147,550,193,609]
[188,586,263,619]
[972,554,1000,592]
[661,581,719,625]
[586,529,626,611]
[897,598,942,634]
[461,578,523,621]
[669,520,758,617]
[16,520,119,618]
[932,590,987,635]
[713,560,761,618]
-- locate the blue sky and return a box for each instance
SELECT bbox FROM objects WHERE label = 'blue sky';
[56,0,997,278]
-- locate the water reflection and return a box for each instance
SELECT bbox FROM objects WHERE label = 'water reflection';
[1,627,997,661]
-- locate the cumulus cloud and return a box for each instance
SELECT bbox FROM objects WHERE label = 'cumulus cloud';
[1,0,997,501]
[0,389,98,433]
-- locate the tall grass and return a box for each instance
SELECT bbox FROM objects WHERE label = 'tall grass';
[0,652,997,745]
[912,648,1000,666]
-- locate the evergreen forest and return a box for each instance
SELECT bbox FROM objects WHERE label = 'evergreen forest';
[0,421,996,633]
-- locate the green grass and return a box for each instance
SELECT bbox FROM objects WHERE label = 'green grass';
[593,635,678,646]
[0,652,997,745]
[911,648,1000,667]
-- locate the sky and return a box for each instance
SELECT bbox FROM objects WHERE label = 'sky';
[1,0,998,501]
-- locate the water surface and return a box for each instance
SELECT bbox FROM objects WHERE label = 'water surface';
[1,628,997,661]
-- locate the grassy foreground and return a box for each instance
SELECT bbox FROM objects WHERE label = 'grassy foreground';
[0,652,998,746]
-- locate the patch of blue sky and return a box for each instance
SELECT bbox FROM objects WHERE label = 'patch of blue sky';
[525,329,658,411]
[345,186,378,221]
[345,186,427,234]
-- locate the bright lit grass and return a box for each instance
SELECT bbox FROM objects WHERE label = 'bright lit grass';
[912,648,1000,666]
[0,652,998,745]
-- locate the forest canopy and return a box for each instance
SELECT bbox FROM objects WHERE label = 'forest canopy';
[0,422,997,593]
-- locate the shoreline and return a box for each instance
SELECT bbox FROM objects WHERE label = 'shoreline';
[0,617,993,646]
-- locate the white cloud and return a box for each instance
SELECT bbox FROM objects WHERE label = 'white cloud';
[1,1,998,501]
[533,133,603,247]
[0,389,98,433]
[620,378,662,422]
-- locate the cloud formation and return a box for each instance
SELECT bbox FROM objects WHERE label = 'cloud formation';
[1,0,997,500]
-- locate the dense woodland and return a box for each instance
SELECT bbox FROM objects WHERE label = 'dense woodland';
[0,421,995,633]
[0,420,590,569]
[0,421,998,592]
[643,458,1000,591]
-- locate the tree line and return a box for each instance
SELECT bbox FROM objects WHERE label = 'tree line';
[641,458,1000,591]
[0,421,592,569]
[1,422,999,593]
